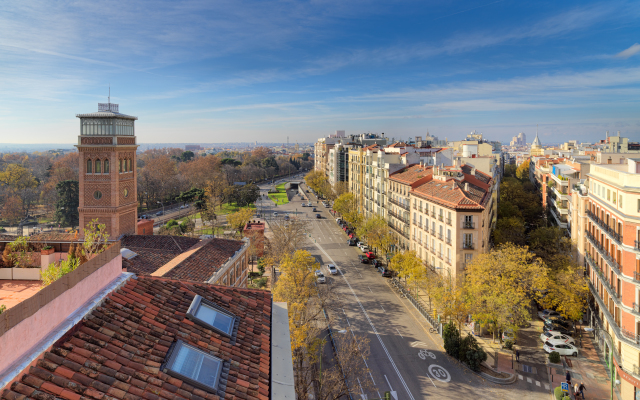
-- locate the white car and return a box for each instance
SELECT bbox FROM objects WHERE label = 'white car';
[316,271,326,284]
[360,245,370,253]
[543,342,579,357]
[502,329,516,343]
[538,309,561,321]
[327,264,338,275]
[540,331,575,346]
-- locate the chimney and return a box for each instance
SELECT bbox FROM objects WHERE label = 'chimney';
[464,182,469,192]
[471,167,476,175]
[617,131,621,137]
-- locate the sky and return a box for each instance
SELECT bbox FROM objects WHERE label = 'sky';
[1,0,640,145]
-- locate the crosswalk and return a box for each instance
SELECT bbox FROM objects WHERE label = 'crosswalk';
[518,374,549,390]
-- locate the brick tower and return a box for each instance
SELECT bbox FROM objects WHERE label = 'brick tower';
[76,102,138,239]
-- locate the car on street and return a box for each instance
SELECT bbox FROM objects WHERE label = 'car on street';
[156,211,163,216]
[365,251,376,259]
[273,212,278,217]
[301,203,307,207]
[316,214,321,219]
[501,329,516,343]
[543,342,578,357]
[360,245,370,252]
[327,264,338,275]
[545,315,568,325]
[358,255,370,264]
[372,259,383,268]
[540,331,575,345]
[284,215,290,221]
[347,239,356,246]
[140,215,148,219]
[380,267,393,277]
[543,325,573,336]
[538,309,561,321]
[324,203,330,208]
[316,273,326,284]
[312,208,317,212]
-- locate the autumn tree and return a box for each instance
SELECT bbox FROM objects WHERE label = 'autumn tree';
[82,219,110,261]
[516,160,530,181]
[333,193,362,227]
[359,216,395,254]
[465,243,549,341]
[226,207,255,236]
[528,226,573,271]
[263,218,309,267]
[391,251,425,296]
[428,272,470,330]
[492,217,526,246]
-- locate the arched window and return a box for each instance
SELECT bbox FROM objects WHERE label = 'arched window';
[119,159,123,173]
[129,158,133,172]
[95,159,101,174]
[126,159,130,172]
[87,159,92,173]
[104,159,109,173]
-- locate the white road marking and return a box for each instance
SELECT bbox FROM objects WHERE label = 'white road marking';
[380,304,385,312]
[544,383,549,390]
[527,377,532,383]
[356,378,366,399]
[395,328,404,338]
[536,381,541,387]
[427,365,450,383]
[314,242,415,400]
[518,374,523,380]
[426,374,437,387]
[342,308,351,326]
[368,286,373,293]
[410,341,428,348]
[384,375,393,392]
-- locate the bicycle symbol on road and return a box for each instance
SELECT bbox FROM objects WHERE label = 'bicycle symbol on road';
[428,364,451,383]
[418,349,436,360]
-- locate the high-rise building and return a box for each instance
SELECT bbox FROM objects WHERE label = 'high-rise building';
[76,102,139,238]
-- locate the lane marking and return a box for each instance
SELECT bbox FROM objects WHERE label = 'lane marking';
[395,328,404,339]
[536,381,541,387]
[314,242,416,400]
[384,375,393,392]
[427,365,450,383]
[342,308,351,326]
[368,286,373,293]
[426,374,437,388]
[527,377,532,383]
[380,304,385,312]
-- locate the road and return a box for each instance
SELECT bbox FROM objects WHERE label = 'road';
[257,176,548,399]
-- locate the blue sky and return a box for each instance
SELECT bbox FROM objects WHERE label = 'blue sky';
[1,0,639,145]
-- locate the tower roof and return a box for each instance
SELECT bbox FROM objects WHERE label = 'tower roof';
[76,110,138,120]
[532,132,542,147]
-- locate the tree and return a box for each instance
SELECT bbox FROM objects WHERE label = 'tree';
[1,195,23,224]
[516,160,530,180]
[492,217,526,246]
[333,193,362,227]
[226,207,255,236]
[360,216,395,254]
[465,243,549,342]
[81,219,110,262]
[443,321,461,359]
[264,218,309,267]
[390,251,425,295]
[428,271,470,329]
[54,180,79,228]
[541,264,588,322]
[305,170,328,195]
[528,226,572,271]
[7,236,33,268]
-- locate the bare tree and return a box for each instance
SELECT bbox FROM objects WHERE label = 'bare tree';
[264,218,309,267]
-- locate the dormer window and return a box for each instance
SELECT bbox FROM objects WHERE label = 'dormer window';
[163,340,223,392]
[186,295,236,336]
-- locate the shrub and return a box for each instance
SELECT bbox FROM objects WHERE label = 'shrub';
[0,304,5,314]
[463,335,487,372]
[42,258,80,286]
[443,322,461,359]
[549,351,561,364]
[248,271,262,280]
[253,277,268,288]
[166,219,179,228]
[257,258,266,275]
[504,340,514,350]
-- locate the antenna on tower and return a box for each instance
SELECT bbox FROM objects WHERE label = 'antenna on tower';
[108,84,111,105]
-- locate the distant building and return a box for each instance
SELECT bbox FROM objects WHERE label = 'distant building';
[509,132,527,147]
[185,144,203,151]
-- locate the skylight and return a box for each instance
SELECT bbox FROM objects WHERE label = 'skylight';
[186,295,236,336]
[120,248,138,260]
[164,340,222,392]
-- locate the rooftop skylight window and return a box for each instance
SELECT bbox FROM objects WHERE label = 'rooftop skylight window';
[186,295,236,336]
[163,340,222,392]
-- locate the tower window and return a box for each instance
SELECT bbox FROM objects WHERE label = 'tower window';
[119,159,123,173]
[93,191,103,200]
[186,294,236,336]
[95,160,101,174]
[163,340,223,393]
[104,159,109,173]
[86,159,92,173]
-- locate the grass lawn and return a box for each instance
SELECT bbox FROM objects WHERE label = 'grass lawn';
[269,183,289,205]
[217,202,257,215]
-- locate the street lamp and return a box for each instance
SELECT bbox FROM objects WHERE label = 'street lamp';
[319,329,347,387]
[157,201,165,216]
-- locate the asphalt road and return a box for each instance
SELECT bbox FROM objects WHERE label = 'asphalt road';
[257,177,547,399]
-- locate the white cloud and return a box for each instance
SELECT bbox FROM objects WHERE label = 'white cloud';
[615,43,640,59]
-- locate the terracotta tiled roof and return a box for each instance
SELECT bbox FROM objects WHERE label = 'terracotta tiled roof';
[386,142,408,148]
[120,236,244,282]
[363,144,379,151]
[412,166,492,210]
[0,275,272,400]
[389,164,432,185]
[164,239,243,282]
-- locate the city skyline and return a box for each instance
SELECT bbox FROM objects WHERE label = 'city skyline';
[1,0,639,144]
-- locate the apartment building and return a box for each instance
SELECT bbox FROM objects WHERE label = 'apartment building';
[388,164,433,250]
[581,158,640,399]
[349,145,376,211]
[409,164,493,279]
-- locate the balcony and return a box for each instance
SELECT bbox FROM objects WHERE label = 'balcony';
[621,327,640,344]
[431,211,436,218]
[389,210,408,223]
[388,197,410,211]
[585,254,621,301]
[445,257,452,266]
[635,271,640,282]
[437,251,443,259]
[585,230,620,275]
[389,223,409,239]
[463,242,474,250]
[586,210,622,244]
[551,185,569,200]
[445,237,451,245]
[437,233,443,241]
[438,215,444,222]
[445,217,452,226]
[636,240,640,251]
[463,222,475,229]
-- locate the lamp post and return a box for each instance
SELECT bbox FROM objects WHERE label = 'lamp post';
[157,200,165,216]
[591,326,615,400]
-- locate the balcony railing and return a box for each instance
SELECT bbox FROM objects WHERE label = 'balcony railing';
[437,233,443,241]
[437,251,443,259]
[445,217,452,226]
[586,254,621,301]
[636,240,640,250]
[388,198,410,211]
[585,230,620,275]
[438,215,444,222]
[445,237,451,245]
[389,223,409,239]
[431,211,436,218]
[635,271,640,282]
[463,242,474,250]
[389,210,408,223]
[445,257,452,265]
[621,327,640,344]
[463,222,475,229]
[586,210,622,243]
[634,302,640,314]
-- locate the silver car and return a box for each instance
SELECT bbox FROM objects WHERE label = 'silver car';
[327,264,338,275]
[316,271,326,284]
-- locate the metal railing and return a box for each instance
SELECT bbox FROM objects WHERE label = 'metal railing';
[636,240,640,250]
[388,198,410,211]
[585,230,620,274]
[437,233,443,241]
[635,271,640,282]
[463,242,474,249]
[463,222,475,229]
[445,237,451,245]
[390,278,441,334]
[438,215,443,222]
[445,218,452,226]
[389,210,408,223]
[586,210,622,243]
[389,223,409,239]
[585,253,621,300]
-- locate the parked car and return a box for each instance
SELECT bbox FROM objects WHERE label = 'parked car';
[358,255,370,264]
[316,214,322,219]
[545,315,569,325]
[360,245,370,253]
[543,324,573,336]
[307,202,312,206]
[543,342,578,357]
[380,267,393,277]
[312,208,318,212]
[347,239,357,246]
[538,309,561,321]
[365,251,376,259]
[540,331,575,346]
[372,259,383,268]
[284,215,290,221]
[327,264,338,275]
[156,211,163,216]
[301,203,307,207]
[501,329,516,343]
[140,215,148,219]
[273,212,278,217]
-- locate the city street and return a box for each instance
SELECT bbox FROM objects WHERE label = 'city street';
[255,178,553,399]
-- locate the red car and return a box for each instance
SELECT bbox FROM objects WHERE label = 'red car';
[349,233,356,239]
[365,252,376,259]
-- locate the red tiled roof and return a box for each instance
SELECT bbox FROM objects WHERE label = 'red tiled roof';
[363,144,379,151]
[164,239,243,282]
[0,276,272,400]
[411,166,492,210]
[389,164,432,185]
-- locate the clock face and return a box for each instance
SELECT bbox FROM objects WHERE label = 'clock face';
[123,188,129,198]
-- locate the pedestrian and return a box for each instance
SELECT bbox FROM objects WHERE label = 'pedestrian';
[578,382,586,399]
[515,349,520,362]
[574,382,579,394]
[566,371,571,385]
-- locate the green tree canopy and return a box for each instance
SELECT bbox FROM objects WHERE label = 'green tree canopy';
[54,180,79,228]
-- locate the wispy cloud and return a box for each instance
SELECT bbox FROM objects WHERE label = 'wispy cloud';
[615,43,640,59]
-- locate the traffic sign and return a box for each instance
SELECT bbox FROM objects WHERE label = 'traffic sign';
[561,382,569,392]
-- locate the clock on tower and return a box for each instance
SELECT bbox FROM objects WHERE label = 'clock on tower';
[76,102,139,239]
